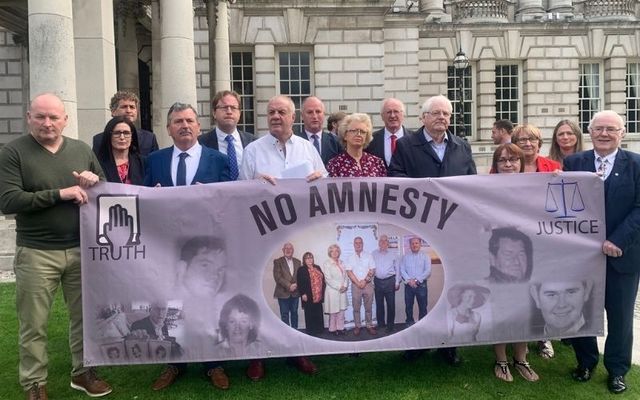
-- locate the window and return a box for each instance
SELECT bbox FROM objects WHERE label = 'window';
[495,64,519,124]
[230,51,255,134]
[626,63,640,133]
[447,65,472,137]
[278,51,311,133]
[578,63,601,133]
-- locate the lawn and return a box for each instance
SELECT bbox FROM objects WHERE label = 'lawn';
[0,282,638,400]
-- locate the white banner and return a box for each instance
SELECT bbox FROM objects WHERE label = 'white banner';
[80,173,606,366]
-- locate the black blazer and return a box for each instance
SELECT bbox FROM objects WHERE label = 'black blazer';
[296,264,326,307]
[98,152,145,185]
[198,128,255,150]
[295,130,341,166]
[388,128,476,177]
[93,129,159,157]
[366,126,414,167]
[564,149,640,274]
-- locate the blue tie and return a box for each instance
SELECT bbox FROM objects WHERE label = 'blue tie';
[225,135,239,181]
[176,152,188,186]
[312,134,320,154]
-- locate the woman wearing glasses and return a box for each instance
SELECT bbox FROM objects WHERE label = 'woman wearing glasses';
[326,113,387,177]
[94,116,145,185]
[512,124,561,173]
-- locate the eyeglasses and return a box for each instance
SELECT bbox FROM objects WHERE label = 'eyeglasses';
[215,105,240,112]
[516,136,539,145]
[346,129,367,136]
[590,126,623,134]
[497,157,520,164]
[426,110,452,118]
[113,131,132,138]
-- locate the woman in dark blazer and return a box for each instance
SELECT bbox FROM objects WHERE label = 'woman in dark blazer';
[95,116,145,185]
[296,252,326,336]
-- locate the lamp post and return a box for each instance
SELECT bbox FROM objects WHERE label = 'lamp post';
[453,48,469,138]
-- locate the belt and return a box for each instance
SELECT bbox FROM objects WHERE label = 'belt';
[375,275,396,281]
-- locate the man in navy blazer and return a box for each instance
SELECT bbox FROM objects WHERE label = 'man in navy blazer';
[367,98,413,167]
[564,110,640,394]
[295,96,341,166]
[92,91,159,156]
[144,102,230,187]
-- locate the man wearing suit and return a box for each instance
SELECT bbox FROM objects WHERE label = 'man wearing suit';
[92,91,159,156]
[389,95,476,366]
[143,102,230,187]
[273,242,301,328]
[564,110,640,394]
[295,96,341,166]
[199,90,255,180]
[367,98,412,167]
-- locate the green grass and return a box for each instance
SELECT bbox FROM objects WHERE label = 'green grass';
[1,282,638,400]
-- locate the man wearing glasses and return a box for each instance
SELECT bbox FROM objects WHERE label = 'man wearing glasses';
[564,110,640,394]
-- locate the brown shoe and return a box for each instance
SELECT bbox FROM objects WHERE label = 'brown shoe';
[293,356,318,375]
[353,327,361,336]
[247,360,265,381]
[151,365,181,391]
[367,327,377,335]
[208,367,229,390]
[26,383,47,400]
[70,368,112,397]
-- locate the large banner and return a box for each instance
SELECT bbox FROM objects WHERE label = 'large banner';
[80,173,605,366]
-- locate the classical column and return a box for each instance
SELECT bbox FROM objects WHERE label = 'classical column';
[213,0,231,92]
[158,0,197,147]
[547,0,573,13]
[73,0,117,142]
[516,0,545,21]
[151,0,163,138]
[419,0,451,22]
[115,1,140,95]
[28,0,78,137]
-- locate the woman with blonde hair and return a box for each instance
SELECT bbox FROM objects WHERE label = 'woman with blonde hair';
[323,244,349,335]
[512,124,561,173]
[549,119,583,165]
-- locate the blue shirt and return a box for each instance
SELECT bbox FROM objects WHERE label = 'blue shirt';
[400,251,431,283]
[372,249,400,285]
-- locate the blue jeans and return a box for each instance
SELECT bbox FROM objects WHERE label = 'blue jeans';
[277,297,299,329]
[404,282,427,324]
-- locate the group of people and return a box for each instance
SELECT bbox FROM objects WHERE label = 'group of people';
[0,85,638,400]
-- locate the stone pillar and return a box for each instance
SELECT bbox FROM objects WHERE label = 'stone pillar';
[547,0,573,13]
[516,0,545,21]
[206,0,217,126]
[151,0,163,139]
[213,0,231,93]
[477,58,496,142]
[28,0,78,137]
[419,0,451,23]
[73,0,117,143]
[605,56,627,115]
[158,0,197,147]
[115,2,140,95]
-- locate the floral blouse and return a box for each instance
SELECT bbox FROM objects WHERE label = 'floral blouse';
[327,152,387,177]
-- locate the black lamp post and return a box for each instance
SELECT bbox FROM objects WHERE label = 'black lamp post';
[453,48,469,138]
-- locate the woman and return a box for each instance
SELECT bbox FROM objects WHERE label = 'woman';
[549,119,583,165]
[296,252,326,336]
[512,124,561,173]
[323,244,348,335]
[490,143,539,382]
[327,113,387,177]
[215,294,263,358]
[95,116,145,184]
[446,284,489,343]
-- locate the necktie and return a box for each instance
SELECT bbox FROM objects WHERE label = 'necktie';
[225,135,239,180]
[176,152,188,186]
[312,134,320,154]
[390,134,397,154]
[597,156,608,180]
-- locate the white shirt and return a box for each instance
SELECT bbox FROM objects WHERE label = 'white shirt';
[305,130,323,155]
[594,149,617,181]
[239,133,327,179]
[346,251,375,280]
[171,142,202,185]
[285,257,294,276]
[215,128,244,166]
[384,127,405,166]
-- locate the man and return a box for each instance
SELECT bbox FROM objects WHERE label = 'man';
[346,237,376,336]
[327,111,346,138]
[491,119,513,145]
[240,95,326,183]
[130,301,171,340]
[367,98,412,167]
[486,227,533,284]
[372,235,400,333]
[150,236,229,392]
[92,91,159,156]
[144,102,230,187]
[199,90,255,180]
[564,110,640,394]
[389,95,475,365]
[530,280,593,336]
[399,237,430,326]
[295,96,341,166]
[389,95,476,178]
[0,93,111,399]
[273,242,301,328]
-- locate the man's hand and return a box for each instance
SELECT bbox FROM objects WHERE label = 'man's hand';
[305,171,323,182]
[259,174,277,185]
[73,170,100,188]
[289,283,297,292]
[60,185,88,204]
[301,294,308,302]
[395,284,400,291]
[603,240,623,258]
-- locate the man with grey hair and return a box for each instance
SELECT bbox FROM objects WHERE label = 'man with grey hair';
[143,102,230,187]
[565,110,640,394]
[295,96,341,166]
[367,98,413,167]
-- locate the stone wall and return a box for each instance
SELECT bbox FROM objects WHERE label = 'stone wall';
[0,27,25,145]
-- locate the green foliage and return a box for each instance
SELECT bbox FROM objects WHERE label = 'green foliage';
[0,282,637,399]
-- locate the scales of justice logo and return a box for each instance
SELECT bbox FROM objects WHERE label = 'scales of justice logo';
[544,179,584,219]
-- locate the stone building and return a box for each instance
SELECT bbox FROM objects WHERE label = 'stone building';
[0,0,639,172]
